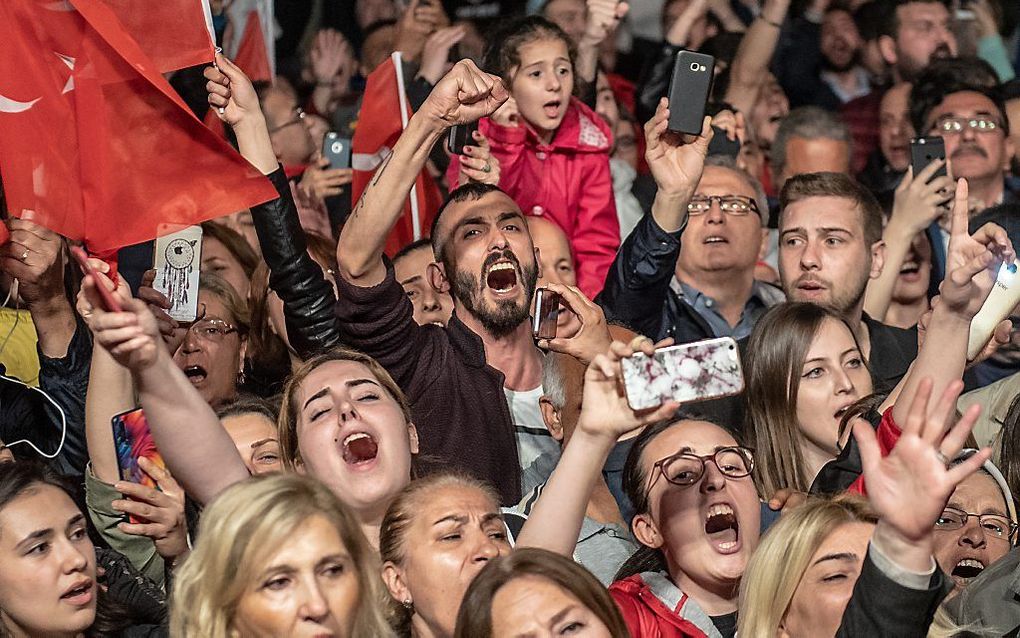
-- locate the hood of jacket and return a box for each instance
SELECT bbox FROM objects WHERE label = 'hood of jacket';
[521,96,613,154]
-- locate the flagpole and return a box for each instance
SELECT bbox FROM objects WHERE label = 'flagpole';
[392,51,421,241]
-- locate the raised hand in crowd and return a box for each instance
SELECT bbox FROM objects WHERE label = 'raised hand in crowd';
[418,24,467,86]
[665,0,709,48]
[856,379,990,572]
[136,268,184,356]
[393,0,450,62]
[645,97,714,231]
[489,95,519,128]
[576,0,629,83]
[113,457,189,563]
[204,53,278,175]
[298,156,354,201]
[456,129,501,185]
[0,218,74,357]
[536,282,613,365]
[308,28,356,115]
[516,336,680,555]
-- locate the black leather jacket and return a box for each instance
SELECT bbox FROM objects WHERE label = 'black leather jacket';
[250,168,342,359]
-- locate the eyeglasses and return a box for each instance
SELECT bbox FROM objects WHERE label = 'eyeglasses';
[934,507,1017,540]
[646,446,755,495]
[931,116,1001,135]
[184,318,238,342]
[687,195,760,216]
[268,107,306,134]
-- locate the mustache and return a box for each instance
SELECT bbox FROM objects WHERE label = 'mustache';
[481,249,521,277]
[952,143,988,160]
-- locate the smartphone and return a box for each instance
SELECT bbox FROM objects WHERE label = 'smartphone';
[70,246,122,313]
[707,125,740,159]
[322,132,352,169]
[532,288,561,340]
[448,121,479,155]
[111,408,166,524]
[667,51,715,135]
[153,224,202,322]
[910,136,948,183]
[621,337,744,411]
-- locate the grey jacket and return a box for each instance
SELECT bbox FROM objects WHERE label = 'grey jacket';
[945,547,1020,636]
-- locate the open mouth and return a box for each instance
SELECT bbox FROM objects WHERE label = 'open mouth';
[704,236,728,245]
[834,404,852,420]
[183,365,207,385]
[341,432,378,466]
[543,100,562,119]
[951,558,985,584]
[705,503,740,552]
[486,262,519,294]
[61,579,94,606]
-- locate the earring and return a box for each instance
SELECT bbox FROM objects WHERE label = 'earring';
[237,369,246,385]
[402,599,413,610]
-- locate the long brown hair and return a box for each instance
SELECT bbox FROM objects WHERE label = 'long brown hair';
[744,302,866,495]
[453,548,629,638]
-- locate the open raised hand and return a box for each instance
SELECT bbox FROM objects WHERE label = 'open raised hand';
[85,276,164,373]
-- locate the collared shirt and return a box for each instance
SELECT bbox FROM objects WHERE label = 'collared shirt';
[672,278,781,340]
[820,66,872,104]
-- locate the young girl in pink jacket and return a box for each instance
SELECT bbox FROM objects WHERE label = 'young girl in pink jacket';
[447,17,620,299]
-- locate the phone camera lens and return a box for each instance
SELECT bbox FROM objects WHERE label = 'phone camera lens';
[690,62,700,71]
[331,142,342,153]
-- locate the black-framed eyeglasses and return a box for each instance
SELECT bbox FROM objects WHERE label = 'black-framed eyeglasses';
[687,195,760,216]
[934,507,1017,541]
[268,107,306,134]
[646,446,755,495]
[930,116,1001,135]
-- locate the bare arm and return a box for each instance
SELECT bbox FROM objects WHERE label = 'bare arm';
[337,60,508,286]
[723,0,790,116]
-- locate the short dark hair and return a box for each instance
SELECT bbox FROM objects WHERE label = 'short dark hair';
[482,16,577,90]
[430,182,506,263]
[779,172,884,245]
[874,0,950,39]
[215,394,279,423]
[393,237,433,265]
[771,107,852,179]
[910,73,1009,136]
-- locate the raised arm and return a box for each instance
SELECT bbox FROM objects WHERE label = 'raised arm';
[886,178,1014,426]
[576,0,629,86]
[723,0,790,116]
[515,337,679,554]
[82,277,249,505]
[864,162,951,321]
[337,60,508,287]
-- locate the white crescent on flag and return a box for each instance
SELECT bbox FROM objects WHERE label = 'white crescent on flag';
[0,95,39,114]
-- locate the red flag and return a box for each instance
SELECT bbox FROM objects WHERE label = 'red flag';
[0,0,276,254]
[233,10,272,82]
[352,54,443,255]
[101,0,215,73]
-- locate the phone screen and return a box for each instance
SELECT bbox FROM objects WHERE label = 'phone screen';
[112,408,165,489]
[532,288,561,340]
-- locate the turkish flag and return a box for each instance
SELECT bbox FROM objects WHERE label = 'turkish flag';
[225,0,274,82]
[352,54,443,255]
[101,0,215,73]
[233,10,273,83]
[0,0,276,254]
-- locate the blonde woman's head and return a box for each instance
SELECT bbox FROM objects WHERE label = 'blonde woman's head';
[171,474,393,637]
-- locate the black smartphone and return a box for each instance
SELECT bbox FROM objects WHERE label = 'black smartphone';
[322,132,352,169]
[447,121,479,155]
[910,136,947,183]
[532,288,561,340]
[707,125,740,158]
[667,50,715,135]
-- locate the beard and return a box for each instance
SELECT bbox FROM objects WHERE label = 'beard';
[822,47,859,73]
[448,249,539,338]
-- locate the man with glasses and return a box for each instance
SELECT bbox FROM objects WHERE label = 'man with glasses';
[599,153,783,345]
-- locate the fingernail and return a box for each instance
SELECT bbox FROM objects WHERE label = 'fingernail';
[463,147,473,155]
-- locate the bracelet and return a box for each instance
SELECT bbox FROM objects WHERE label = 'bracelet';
[759,15,782,28]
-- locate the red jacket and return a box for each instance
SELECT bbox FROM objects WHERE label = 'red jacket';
[609,572,721,638]
[846,406,902,496]
[448,98,620,299]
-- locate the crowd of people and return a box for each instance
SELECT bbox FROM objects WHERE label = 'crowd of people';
[3,0,1020,635]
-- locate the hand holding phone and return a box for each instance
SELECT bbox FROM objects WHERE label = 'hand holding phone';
[533,287,562,340]
[621,337,744,410]
[448,121,479,155]
[71,247,122,313]
[322,132,352,169]
[910,136,948,183]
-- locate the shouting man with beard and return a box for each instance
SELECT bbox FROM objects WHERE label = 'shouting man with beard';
[335,60,610,504]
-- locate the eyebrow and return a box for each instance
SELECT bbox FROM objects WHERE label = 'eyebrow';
[453,211,525,234]
[780,226,852,237]
[947,502,1009,517]
[432,512,503,527]
[803,348,859,366]
[249,437,278,450]
[813,551,858,566]
[302,379,381,411]
[550,604,584,628]
[15,513,85,551]
[677,445,731,454]
[399,274,422,286]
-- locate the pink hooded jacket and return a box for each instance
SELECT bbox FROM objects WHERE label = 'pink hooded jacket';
[447,97,620,298]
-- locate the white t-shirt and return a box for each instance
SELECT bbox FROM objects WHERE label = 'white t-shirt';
[504,385,561,495]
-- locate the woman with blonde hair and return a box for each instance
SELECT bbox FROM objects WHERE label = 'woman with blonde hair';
[171,473,393,637]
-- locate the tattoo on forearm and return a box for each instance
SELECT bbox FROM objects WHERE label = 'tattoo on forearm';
[350,152,395,220]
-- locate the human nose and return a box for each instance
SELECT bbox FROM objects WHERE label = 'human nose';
[833,367,855,395]
[705,199,726,224]
[180,326,203,354]
[545,70,562,92]
[959,516,988,548]
[472,530,503,564]
[298,577,330,622]
[58,538,89,575]
[799,239,820,270]
[421,287,443,312]
[699,458,726,493]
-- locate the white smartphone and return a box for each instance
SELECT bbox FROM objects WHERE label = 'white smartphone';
[153,224,203,322]
[621,337,744,411]
[968,261,1020,359]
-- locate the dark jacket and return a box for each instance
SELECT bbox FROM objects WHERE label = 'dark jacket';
[861,312,918,393]
[96,548,168,637]
[772,17,844,111]
[334,263,522,504]
[945,546,1020,635]
[250,167,342,359]
[2,317,91,478]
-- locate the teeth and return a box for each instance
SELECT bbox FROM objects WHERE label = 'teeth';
[343,432,370,446]
[489,262,514,273]
[707,503,734,518]
[718,541,737,550]
[957,558,985,569]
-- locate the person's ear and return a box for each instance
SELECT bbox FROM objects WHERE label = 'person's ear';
[878,34,897,67]
[1004,137,1016,171]
[407,422,420,455]
[534,245,544,280]
[759,228,770,261]
[632,512,665,549]
[382,561,413,606]
[427,261,450,295]
[869,239,886,280]
[539,397,565,442]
